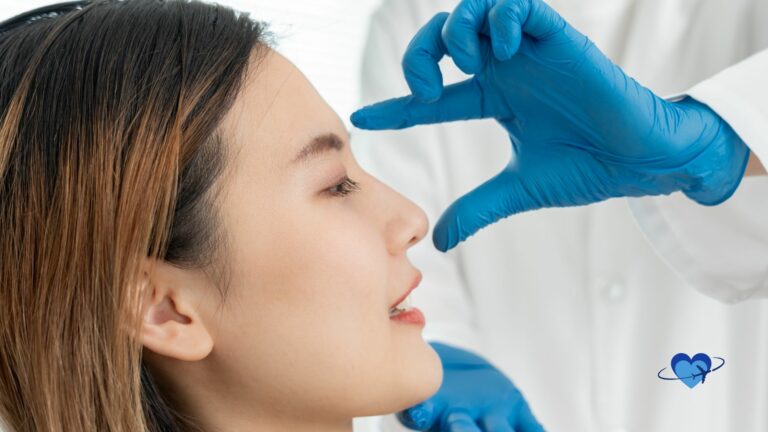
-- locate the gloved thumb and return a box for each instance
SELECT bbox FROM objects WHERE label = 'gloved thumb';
[433,168,535,252]
[397,399,441,431]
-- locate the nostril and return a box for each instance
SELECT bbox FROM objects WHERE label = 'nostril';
[406,215,428,248]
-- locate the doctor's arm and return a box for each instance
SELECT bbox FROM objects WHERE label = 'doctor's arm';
[351,0,758,252]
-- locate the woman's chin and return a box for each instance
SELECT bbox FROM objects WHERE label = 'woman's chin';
[380,336,443,415]
[406,340,443,404]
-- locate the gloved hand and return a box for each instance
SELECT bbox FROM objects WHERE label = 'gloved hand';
[398,342,543,432]
[350,0,750,252]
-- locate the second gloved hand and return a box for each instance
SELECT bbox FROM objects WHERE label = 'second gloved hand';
[398,342,543,432]
[350,0,750,252]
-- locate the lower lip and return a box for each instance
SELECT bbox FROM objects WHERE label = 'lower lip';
[390,307,425,326]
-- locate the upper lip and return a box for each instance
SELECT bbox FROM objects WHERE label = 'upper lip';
[389,270,422,309]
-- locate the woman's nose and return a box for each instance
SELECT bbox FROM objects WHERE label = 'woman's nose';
[385,189,429,255]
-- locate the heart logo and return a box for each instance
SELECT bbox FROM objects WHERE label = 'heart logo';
[671,353,712,388]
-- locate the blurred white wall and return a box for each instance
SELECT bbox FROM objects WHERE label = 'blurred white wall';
[221,0,384,125]
[0,0,384,126]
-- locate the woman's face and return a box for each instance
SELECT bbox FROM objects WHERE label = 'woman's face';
[159,49,441,423]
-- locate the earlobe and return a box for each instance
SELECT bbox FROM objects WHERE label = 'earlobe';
[139,263,214,362]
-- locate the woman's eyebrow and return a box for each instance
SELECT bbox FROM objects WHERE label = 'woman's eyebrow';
[291,133,344,165]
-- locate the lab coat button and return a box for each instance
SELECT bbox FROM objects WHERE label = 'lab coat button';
[603,281,625,301]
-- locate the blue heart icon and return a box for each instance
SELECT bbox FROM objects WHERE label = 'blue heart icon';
[671,353,712,388]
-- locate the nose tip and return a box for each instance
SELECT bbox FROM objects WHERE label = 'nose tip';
[400,201,429,252]
[408,205,429,248]
[386,197,429,255]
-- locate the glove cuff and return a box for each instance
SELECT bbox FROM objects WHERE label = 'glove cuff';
[681,120,750,206]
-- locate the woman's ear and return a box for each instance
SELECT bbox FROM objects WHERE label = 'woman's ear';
[138,260,214,361]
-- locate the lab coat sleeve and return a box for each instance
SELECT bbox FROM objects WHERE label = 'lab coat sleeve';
[687,49,768,167]
[351,2,486,354]
[629,49,768,303]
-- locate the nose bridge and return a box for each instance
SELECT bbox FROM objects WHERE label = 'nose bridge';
[377,181,429,255]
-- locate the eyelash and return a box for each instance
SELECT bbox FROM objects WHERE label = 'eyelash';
[328,176,361,197]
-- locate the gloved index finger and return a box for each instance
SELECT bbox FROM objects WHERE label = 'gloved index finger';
[350,78,486,131]
[444,410,483,432]
[402,12,451,103]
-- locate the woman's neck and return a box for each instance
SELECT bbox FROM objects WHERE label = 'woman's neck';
[202,412,354,432]
[185,385,355,432]
[180,392,355,432]
[148,364,355,432]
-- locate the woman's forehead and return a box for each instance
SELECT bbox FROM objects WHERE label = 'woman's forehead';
[223,50,301,138]
[218,49,346,175]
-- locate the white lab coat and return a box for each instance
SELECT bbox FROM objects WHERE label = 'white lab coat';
[351,1,768,431]
[630,49,768,304]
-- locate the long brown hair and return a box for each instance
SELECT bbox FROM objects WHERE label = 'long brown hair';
[0,1,268,430]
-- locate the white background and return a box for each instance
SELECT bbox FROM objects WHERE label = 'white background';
[0,0,385,126]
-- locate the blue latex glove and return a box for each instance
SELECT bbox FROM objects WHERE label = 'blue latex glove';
[399,342,543,432]
[350,0,750,252]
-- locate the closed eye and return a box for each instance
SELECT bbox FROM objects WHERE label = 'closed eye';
[328,175,360,197]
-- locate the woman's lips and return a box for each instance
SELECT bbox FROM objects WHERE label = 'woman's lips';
[388,271,425,326]
[389,307,425,326]
[389,271,423,310]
